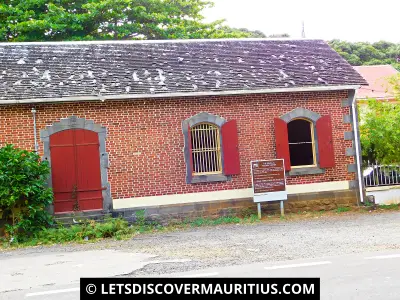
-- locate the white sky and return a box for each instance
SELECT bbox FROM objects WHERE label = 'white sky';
[204,0,400,43]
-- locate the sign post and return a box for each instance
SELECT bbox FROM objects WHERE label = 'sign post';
[250,159,287,219]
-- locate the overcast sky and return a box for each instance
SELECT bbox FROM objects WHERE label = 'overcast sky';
[204,0,400,43]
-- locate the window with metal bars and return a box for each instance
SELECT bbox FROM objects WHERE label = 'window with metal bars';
[287,118,316,167]
[190,123,222,174]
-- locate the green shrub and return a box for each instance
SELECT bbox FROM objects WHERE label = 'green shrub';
[0,145,53,241]
[32,218,130,244]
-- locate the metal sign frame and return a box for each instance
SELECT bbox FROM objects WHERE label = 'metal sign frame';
[250,159,288,218]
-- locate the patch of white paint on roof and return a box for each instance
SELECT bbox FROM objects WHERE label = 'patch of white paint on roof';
[143,69,150,77]
[216,80,221,88]
[22,72,28,78]
[41,70,51,81]
[125,86,131,93]
[35,59,43,64]
[156,69,166,84]
[17,58,26,64]
[192,84,198,91]
[214,71,222,76]
[100,85,107,93]
[279,70,289,79]
[13,80,22,85]
[238,58,244,63]
[132,72,139,81]
[87,71,94,78]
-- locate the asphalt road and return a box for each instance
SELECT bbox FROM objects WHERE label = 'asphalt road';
[2,211,400,299]
[2,250,400,299]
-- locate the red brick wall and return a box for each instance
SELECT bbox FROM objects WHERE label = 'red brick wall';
[0,91,355,200]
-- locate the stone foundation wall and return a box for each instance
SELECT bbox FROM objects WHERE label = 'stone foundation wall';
[113,189,358,223]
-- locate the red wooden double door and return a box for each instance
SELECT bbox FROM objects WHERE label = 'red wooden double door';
[50,129,103,213]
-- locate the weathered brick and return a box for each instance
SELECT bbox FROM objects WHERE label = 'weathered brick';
[0,90,355,206]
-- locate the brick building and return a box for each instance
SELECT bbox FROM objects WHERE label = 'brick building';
[0,39,367,219]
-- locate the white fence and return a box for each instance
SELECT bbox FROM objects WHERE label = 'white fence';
[363,161,400,187]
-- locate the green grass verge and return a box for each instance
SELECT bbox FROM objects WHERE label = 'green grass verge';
[336,206,351,213]
[377,203,400,210]
[1,211,260,248]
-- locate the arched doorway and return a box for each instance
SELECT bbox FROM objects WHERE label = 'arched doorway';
[41,116,111,214]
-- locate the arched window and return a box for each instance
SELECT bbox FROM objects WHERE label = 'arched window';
[182,112,240,183]
[275,108,335,174]
[287,119,316,167]
[190,123,222,174]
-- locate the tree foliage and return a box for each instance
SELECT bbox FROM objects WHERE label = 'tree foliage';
[0,145,53,241]
[360,74,400,163]
[329,40,400,71]
[0,0,267,41]
[220,27,267,38]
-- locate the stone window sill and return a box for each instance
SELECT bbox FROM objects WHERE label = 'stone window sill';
[288,167,325,176]
[190,174,230,183]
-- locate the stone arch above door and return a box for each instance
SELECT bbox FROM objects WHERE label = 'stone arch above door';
[40,116,111,213]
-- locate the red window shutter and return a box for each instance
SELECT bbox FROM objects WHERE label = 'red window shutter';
[187,124,193,181]
[221,120,240,175]
[316,115,335,168]
[274,118,291,171]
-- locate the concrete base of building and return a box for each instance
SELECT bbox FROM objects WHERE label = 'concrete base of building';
[112,189,358,223]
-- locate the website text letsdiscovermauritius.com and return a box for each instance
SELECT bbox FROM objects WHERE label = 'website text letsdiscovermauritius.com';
[95,282,315,295]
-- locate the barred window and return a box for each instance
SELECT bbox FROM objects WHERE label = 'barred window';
[190,123,222,174]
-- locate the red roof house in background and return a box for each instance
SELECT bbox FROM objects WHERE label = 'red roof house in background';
[353,65,399,100]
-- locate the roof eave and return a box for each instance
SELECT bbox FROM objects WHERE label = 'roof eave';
[0,85,362,105]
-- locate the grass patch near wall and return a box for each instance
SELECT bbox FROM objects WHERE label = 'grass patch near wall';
[336,206,351,213]
[1,211,260,249]
[3,203,399,249]
[377,204,400,210]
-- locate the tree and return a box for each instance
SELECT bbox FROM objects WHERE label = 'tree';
[220,27,267,38]
[360,74,400,163]
[329,39,400,71]
[0,0,264,41]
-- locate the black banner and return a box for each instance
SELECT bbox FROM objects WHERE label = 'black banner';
[80,278,320,299]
